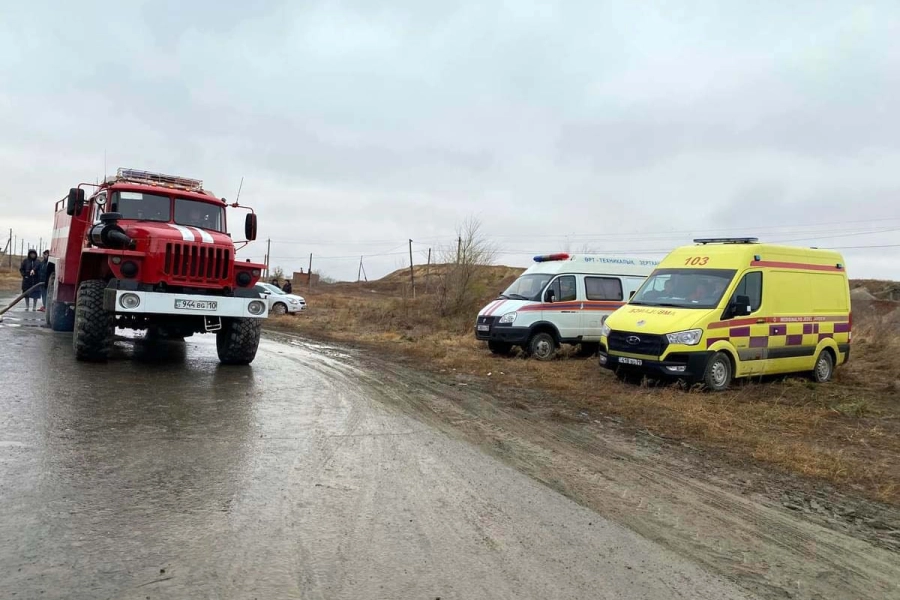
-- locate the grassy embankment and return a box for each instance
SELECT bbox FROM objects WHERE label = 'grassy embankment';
[272,265,900,504]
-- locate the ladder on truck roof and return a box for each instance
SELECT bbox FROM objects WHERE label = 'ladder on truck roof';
[109,168,204,193]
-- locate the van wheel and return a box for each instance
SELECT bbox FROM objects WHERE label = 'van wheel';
[527,332,557,361]
[488,341,513,355]
[812,350,834,383]
[702,352,732,392]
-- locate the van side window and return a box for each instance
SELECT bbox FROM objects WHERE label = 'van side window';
[548,275,577,302]
[731,272,762,312]
[585,276,623,301]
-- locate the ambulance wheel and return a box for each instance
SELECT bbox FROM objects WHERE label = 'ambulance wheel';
[73,279,115,362]
[216,317,262,365]
[527,332,557,361]
[811,349,834,383]
[488,341,513,355]
[702,352,732,392]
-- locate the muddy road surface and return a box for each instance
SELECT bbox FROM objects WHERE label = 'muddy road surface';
[0,307,897,599]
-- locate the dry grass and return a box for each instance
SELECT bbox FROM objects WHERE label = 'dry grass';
[0,263,23,292]
[274,275,900,505]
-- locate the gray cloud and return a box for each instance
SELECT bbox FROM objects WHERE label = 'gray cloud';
[1,1,898,280]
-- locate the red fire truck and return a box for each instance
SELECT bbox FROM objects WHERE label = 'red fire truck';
[46,168,269,364]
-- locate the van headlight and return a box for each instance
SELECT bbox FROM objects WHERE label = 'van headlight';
[600,322,611,337]
[498,311,517,324]
[666,329,703,346]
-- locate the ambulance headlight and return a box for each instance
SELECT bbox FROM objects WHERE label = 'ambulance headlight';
[498,311,517,324]
[600,322,611,337]
[666,329,703,346]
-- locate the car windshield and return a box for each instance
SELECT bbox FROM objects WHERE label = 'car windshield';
[630,268,737,309]
[257,283,285,295]
[112,191,171,222]
[174,198,225,232]
[501,273,553,300]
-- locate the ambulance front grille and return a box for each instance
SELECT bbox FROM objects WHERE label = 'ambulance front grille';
[607,331,667,357]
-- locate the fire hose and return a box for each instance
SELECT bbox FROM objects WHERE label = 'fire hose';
[0,283,45,322]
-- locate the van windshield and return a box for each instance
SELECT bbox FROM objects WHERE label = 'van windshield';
[501,274,553,301]
[631,268,736,309]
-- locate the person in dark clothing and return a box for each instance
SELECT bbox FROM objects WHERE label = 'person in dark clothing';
[38,250,50,311]
[19,250,42,311]
[282,280,292,294]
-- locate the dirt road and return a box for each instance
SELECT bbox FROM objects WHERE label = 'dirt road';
[0,307,897,599]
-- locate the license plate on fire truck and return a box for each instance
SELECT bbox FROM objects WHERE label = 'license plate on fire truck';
[174,299,218,311]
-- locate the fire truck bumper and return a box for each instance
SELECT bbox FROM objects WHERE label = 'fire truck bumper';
[104,289,269,318]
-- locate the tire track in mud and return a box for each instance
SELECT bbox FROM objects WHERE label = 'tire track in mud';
[282,335,899,600]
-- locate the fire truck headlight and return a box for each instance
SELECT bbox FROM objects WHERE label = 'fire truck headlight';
[121,261,138,278]
[119,293,141,310]
[236,271,252,287]
[248,300,266,315]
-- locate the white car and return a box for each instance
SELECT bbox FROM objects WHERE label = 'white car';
[254,283,307,315]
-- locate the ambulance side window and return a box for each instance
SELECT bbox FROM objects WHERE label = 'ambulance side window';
[731,272,763,312]
[547,276,577,302]
[585,276,623,301]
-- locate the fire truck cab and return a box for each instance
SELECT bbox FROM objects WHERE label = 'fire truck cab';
[47,168,269,364]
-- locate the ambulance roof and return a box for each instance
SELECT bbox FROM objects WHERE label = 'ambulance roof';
[661,240,846,272]
[523,254,660,277]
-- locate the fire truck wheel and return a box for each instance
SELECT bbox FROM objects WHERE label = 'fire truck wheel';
[216,318,262,365]
[73,279,115,361]
[45,273,74,332]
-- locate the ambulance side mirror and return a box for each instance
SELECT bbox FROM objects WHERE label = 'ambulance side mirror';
[731,295,752,317]
[544,288,555,303]
[67,188,85,217]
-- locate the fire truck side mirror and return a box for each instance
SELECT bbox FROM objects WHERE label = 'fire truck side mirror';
[244,213,258,241]
[66,188,85,216]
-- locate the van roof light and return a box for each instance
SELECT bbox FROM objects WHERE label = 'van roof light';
[693,237,759,245]
[115,168,204,192]
[533,253,570,263]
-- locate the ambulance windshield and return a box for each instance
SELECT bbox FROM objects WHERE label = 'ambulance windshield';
[501,274,553,301]
[631,268,736,309]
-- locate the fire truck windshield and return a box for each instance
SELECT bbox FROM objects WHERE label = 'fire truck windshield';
[112,191,171,223]
[174,199,225,232]
[110,191,225,233]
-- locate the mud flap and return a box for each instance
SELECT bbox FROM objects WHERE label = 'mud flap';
[204,316,222,332]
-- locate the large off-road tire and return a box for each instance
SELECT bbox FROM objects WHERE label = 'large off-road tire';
[488,340,513,355]
[526,331,557,361]
[73,279,114,361]
[271,302,288,316]
[45,273,75,332]
[702,352,733,392]
[216,318,262,365]
[811,349,835,383]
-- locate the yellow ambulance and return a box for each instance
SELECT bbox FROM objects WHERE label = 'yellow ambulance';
[598,238,851,390]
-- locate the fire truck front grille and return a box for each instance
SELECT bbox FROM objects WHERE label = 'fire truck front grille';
[164,243,231,284]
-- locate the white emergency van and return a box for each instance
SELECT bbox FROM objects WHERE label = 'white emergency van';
[475,253,658,359]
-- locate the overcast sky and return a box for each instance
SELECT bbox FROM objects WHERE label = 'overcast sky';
[1,1,898,281]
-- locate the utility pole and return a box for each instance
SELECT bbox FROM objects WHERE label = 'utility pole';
[39,237,43,254]
[7,229,11,267]
[425,248,432,293]
[357,256,364,283]
[408,239,416,298]
[307,253,313,293]
[264,238,271,278]
[457,236,462,264]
